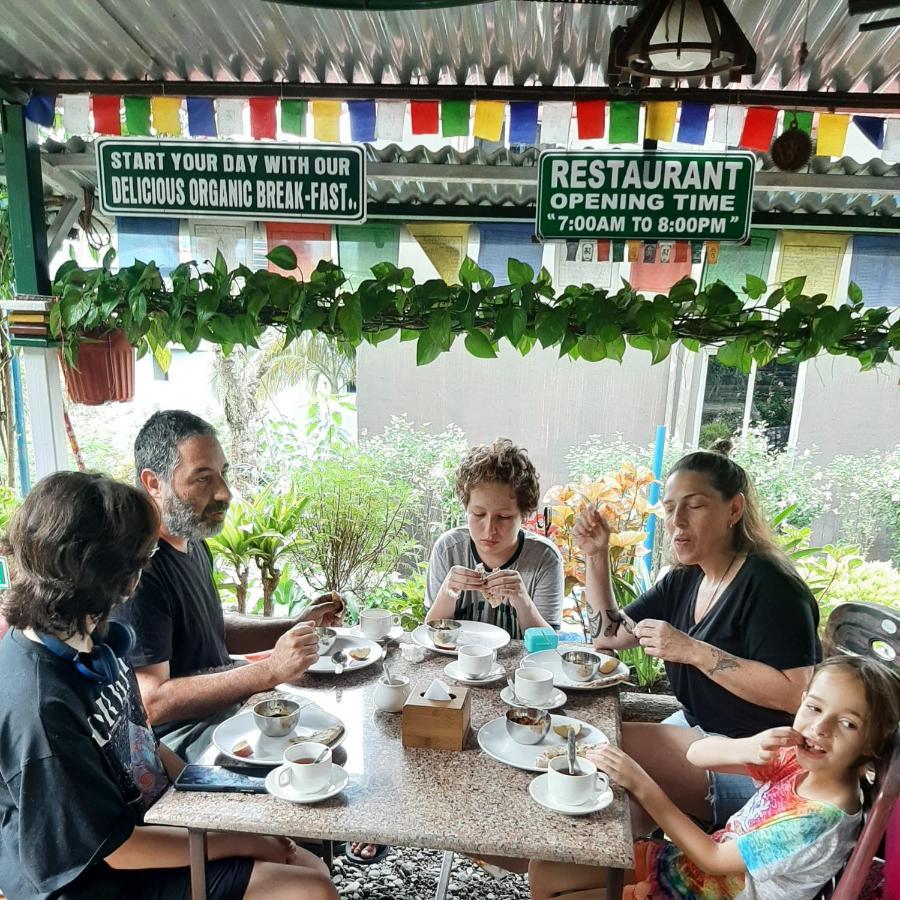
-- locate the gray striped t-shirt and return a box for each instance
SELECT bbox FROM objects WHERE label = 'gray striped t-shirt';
[424,526,564,638]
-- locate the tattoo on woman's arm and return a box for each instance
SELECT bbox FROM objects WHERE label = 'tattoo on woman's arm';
[706,647,741,678]
[602,607,635,637]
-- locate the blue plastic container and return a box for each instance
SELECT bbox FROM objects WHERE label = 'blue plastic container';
[523,626,559,653]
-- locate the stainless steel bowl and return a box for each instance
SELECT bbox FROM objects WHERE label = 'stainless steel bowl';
[504,707,551,745]
[252,698,300,737]
[426,619,462,649]
[559,650,603,683]
[315,627,338,657]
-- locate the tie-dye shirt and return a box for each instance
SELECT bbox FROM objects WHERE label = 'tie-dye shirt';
[640,748,862,900]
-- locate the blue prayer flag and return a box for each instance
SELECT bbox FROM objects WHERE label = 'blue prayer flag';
[477,223,543,287]
[348,100,376,143]
[677,103,711,145]
[25,93,56,127]
[116,217,181,278]
[509,102,539,145]
[848,234,900,307]
[852,115,885,149]
[186,98,217,137]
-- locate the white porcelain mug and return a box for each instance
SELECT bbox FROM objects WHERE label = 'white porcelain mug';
[359,608,401,640]
[374,674,412,712]
[456,645,496,677]
[277,741,332,794]
[515,666,554,705]
[547,756,609,807]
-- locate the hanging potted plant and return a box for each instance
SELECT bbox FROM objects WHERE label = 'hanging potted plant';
[59,329,135,405]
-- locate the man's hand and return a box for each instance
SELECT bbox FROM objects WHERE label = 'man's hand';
[572,505,611,558]
[587,745,656,801]
[298,592,345,628]
[753,727,803,764]
[633,618,697,665]
[263,623,319,684]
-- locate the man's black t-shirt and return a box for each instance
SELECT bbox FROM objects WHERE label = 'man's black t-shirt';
[114,539,231,738]
[0,630,169,900]
[624,554,821,737]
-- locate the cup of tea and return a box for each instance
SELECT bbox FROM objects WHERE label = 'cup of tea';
[547,756,609,806]
[456,645,496,678]
[277,741,332,794]
[359,608,401,640]
[515,666,554,705]
[374,674,412,712]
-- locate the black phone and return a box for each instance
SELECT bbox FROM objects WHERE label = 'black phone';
[173,764,270,794]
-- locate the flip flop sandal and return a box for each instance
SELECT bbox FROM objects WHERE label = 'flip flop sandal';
[344,843,392,866]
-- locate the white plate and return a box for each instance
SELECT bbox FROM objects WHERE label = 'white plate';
[350,624,405,643]
[477,714,608,773]
[528,773,614,816]
[266,763,349,804]
[499,685,567,710]
[521,649,630,690]
[305,634,383,674]
[443,660,506,685]
[212,707,345,765]
[411,622,511,656]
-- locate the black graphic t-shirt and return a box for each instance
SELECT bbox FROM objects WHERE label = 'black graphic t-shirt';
[0,629,169,900]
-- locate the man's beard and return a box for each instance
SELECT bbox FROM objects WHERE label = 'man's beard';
[162,489,229,540]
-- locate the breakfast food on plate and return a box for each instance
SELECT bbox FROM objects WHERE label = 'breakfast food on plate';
[232,740,253,759]
[288,724,344,747]
[598,655,619,675]
[536,740,607,769]
[552,723,585,739]
[348,647,371,661]
[474,562,504,608]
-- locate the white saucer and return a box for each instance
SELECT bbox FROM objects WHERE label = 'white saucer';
[528,773,613,816]
[444,661,506,685]
[265,763,349,803]
[351,624,404,643]
[411,622,511,656]
[499,685,567,710]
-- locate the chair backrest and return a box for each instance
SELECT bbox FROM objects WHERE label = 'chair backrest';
[822,602,899,676]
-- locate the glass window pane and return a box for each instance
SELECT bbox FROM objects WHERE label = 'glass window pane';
[699,356,749,447]
[750,362,798,450]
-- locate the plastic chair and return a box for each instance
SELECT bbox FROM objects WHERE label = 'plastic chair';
[822,601,899,675]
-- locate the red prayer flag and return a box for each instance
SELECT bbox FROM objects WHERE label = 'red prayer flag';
[674,241,689,263]
[739,107,778,152]
[410,101,439,135]
[265,223,332,279]
[575,100,606,140]
[250,97,277,139]
[92,95,121,135]
[596,240,611,262]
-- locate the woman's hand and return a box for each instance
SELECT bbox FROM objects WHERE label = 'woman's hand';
[572,505,611,559]
[442,566,487,600]
[633,619,698,665]
[587,745,655,800]
[483,569,531,609]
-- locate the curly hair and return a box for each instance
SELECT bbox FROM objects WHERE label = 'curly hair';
[454,438,541,515]
[1,472,160,638]
[134,409,217,486]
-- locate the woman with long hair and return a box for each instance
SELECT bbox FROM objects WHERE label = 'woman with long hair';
[575,441,821,832]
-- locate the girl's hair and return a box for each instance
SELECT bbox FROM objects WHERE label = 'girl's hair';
[1,472,159,638]
[454,438,541,515]
[668,440,784,561]
[811,656,900,761]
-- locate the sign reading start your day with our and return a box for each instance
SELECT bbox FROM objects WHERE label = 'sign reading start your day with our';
[96,139,366,223]
[536,150,755,243]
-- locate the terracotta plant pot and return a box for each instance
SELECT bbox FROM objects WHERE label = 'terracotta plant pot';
[60,329,135,405]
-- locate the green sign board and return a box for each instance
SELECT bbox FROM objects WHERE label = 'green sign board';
[0,556,8,591]
[536,150,755,243]
[96,139,366,223]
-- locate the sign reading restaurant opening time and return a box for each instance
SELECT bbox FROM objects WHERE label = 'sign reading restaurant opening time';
[96,139,366,223]
[536,150,755,243]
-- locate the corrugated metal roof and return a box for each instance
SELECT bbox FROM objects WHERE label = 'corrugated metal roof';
[0,0,897,94]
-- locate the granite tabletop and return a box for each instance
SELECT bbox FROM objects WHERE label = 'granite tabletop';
[144,634,634,869]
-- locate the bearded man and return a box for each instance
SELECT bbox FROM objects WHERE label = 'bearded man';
[115,410,343,760]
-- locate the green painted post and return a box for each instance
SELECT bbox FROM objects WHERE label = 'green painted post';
[1,103,50,294]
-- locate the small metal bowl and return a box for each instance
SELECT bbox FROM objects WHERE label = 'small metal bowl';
[315,627,338,657]
[559,650,603,683]
[426,619,462,649]
[504,707,551,745]
[252,698,300,737]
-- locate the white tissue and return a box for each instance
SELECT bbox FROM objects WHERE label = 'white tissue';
[423,679,452,701]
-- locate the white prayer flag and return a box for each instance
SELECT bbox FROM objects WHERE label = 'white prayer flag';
[375,101,406,141]
[883,118,900,164]
[540,102,573,145]
[712,104,747,147]
[216,98,245,136]
[63,94,91,134]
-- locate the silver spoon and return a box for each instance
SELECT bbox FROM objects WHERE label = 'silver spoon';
[311,744,331,765]
[506,676,523,706]
[383,661,392,684]
[566,726,580,776]
[331,650,348,675]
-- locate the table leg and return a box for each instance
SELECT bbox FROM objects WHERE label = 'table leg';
[189,829,208,900]
[606,866,624,900]
[323,839,334,871]
[434,850,455,900]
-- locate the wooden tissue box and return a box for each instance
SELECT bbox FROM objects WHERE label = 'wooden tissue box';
[401,682,471,751]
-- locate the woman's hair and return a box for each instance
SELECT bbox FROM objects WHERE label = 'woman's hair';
[668,440,782,560]
[1,472,159,638]
[810,656,900,762]
[454,438,541,515]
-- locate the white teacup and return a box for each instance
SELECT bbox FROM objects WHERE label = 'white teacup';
[547,756,609,807]
[374,674,413,712]
[359,608,401,640]
[457,645,496,677]
[277,741,332,794]
[515,666,554,705]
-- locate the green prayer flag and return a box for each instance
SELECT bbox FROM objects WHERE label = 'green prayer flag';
[442,100,470,137]
[782,110,813,135]
[337,223,401,287]
[124,97,151,136]
[609,101,640,144]
[281,99,307,136]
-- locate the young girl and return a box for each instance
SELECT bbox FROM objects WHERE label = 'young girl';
[0,472,337,900]
[530,655,900,900]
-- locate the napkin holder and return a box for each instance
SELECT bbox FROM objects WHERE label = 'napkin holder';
[401,681,471,751]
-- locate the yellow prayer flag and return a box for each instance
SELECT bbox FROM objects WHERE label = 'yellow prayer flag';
[816,114,850,157]
[473,100,505,142]
[151,97,182,136]
[776,232,849,305]
[627,240,641,262]
[645,102,678,142]
[406,223,470,284]
[705,241,720,264]
[312,101,341,142]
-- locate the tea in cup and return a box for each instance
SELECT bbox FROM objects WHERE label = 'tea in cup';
[547,756,609,806]
[456,645,495,678]
[359,608,402,640]
[515,666,554,705]
[374,674,412,712]
[277,741,332,794]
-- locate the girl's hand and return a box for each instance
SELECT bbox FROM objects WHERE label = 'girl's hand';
[572,505,611,558]
[482,569,530,609]
[442,566,487,600]
[587,745,655,798]
[633,619,697,665]
[754,727,803,764]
